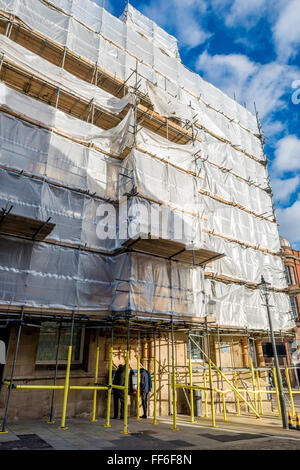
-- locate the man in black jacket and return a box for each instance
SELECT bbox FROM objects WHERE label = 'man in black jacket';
[113,364,126,419]
[140,368,152,419]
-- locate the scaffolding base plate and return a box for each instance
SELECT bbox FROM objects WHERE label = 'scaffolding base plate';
[103,424,111,428]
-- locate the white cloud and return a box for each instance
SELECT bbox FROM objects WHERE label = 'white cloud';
[271,176,300,204]
[196,51,257,101]
[273,0,300,62]
[276,199,300,249]
[224,0,268,28]
[140,0,212,49]
[273,135,300,173]
[196,51,299,122]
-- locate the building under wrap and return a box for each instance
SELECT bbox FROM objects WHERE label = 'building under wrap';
[0,1,296,425]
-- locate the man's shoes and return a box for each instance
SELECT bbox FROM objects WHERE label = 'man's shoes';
[120,416,124,420]
[141,415,147,419]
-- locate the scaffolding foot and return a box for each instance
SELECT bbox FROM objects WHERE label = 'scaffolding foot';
[136,418,142,421]
[120,430,130,435]
[170,427,179,431]
[90,419,98,423]
[58,426,68,430]
[103,424,111,428]
[47,421,55,424]
[151,422,159,425]
[0,430,8,434]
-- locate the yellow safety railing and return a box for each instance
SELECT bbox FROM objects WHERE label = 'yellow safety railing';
[90,344,100,422]
[120,350,130,435]
[59,345,72,430]
[188,354,195,424]
[152,355,158,425]
[104,346,113,428]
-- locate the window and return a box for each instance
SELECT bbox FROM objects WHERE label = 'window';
[36,322,85,364]
[190,332,204,361]
[291,296,299,319]
[290,266,297,285]
[285,266,292,285]
[262,342,286,357]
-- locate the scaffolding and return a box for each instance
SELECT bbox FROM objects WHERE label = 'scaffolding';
[0,0,296,433]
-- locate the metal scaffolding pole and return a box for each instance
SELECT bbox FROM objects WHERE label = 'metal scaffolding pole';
[170,315,179,431]
[48,318,62,424]
[1,306,24,433]
[59,310,75,430]
[104,324,114,428]
[259,276,288,429]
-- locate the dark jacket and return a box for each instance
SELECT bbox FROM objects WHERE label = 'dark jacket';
[140,368,152,393]
[113,365,126,387]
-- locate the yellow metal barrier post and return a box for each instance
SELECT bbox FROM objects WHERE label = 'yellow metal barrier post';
[234,371,240,416]
[286,367,295,417]
[256,370,263,415]
[90,334,100,422]
[121,350,130,435]
[104,345,113,428]
[250,358,258,413]
[273,367,281,418]
[170,316,179,431]
[59,310,75,430]
[209,360,216,427]
[188,335,195,423]
[152,331,158,425]
[203,372,208,417]
[121,318,130,435]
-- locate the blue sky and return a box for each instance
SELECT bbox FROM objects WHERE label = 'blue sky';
[103,0,300,249]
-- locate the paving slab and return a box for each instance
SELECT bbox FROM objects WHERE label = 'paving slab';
[1,413,300,450]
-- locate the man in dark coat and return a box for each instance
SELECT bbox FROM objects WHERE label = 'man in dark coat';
[113,364,126,419]
[140,368,152,419]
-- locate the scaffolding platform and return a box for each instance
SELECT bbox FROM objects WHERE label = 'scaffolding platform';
[0,208,55,240]
[123,236,224,266]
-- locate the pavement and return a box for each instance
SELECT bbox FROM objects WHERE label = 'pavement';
[1,412,300,451]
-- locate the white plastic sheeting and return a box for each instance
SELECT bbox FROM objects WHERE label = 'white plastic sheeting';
[111,253,292,329]
[205,279,293,331]
[0,1,292,330]
[136,127,268,191]
[0,168,119,252]
[0,111,120,201]
[0,82,134,155]
[0,35,135,115]
[111,252,205,317]
[0,234,113,310]
[120,4,180,60]
[0,0,259,137]
[120,150,278,250]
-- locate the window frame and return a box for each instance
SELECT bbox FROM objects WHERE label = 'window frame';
[291,296,299,319]
[189,331,205,363]
[290,266,297,285]
[35,322,85,366]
